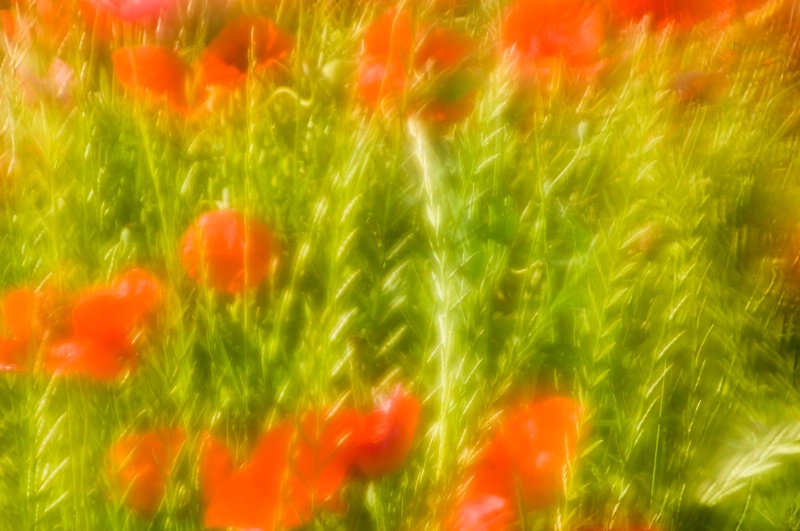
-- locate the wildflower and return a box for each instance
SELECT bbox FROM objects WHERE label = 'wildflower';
[446,396,582,527]
[45,269,160,380]
[112,46,190,112]
[358,10,478,124]
[205,408,364,529]
[355,384,421,478]
[283,408,364,527]
[0,287,51,372]
[501,0,606,83]
[112,268,162,317]
[198,15,294,90]
[357,9,412,109]
[413,27,479,124]
[108,428,187,517]
[499,396,582,508]
[180,209,279,293]
[205,422,293,528]
[445,439,518,530]
[198,432,234,507]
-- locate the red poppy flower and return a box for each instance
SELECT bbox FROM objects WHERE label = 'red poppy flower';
[283,408,364,527]
[612,0,734,28]
[0,287,50,373]
[357,9,412,108]
[45,271,160,380]
[180,209,279,293]
[446,438,518,530]
[108,428,186,517]
[358,10,478,124]
[205,422,293,529]
[198,432,234,507]
[112,268,161,318]
[413,27,478,124]
[355,384,420,478]
[498,396,582,509]
[502,0,605,82]
[198,15,294,90]
[112,46,190,112]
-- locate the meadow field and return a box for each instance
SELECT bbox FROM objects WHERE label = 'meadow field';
[0,0,799,530]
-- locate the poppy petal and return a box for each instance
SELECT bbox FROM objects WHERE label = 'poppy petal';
[112,268,161,319]
[205,422,293,528]
[180,210,279,293]
[198,432,234,507]
[199,15,294,89]
[45,338,130,380]
[108,429,186,517]
[112,46,189,111]
[72,290,137,349]
[355,385,421,478]
[284,409,364,527]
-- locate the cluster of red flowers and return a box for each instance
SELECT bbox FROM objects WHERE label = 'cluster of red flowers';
[446,397,582,530]
[108,385,421,527]
[1,0,774,122]
[0,268,160,379]
[0,208,278,378]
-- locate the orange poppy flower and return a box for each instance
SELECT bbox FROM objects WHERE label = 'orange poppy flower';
[0,287,50,373]
[358,10,478,124]
[112,46,190,112]
[198,15,294,90]
[198,432,234,507]
[446,435,517,529]
[180,209,279,293]
[108,428,186,517]
[357,9,412,108]
[283,408,364,527]
[611,0,734,29]
[205,422,293,529]
[112,268,161,319]
[502,0,606,82]
[45,270,160,380]
[355,384,420,478]
[413,27,478,124]
[498,396,582,509]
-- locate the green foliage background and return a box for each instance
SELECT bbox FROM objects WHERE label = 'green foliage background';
[1,1,800,530]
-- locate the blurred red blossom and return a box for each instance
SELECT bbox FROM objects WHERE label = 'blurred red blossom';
[180,209,279,293]
[355,384,421,478]
[108,428,186,517]
[283,408,364,527]
[196,14,294,110]
[358,10,479,125]
[205,422,292,529]
[502,0,606,84]
[446,396,583,529]
[112,46,190,112]
[44,269,161,380]
[205,408,363,529]
[0,287,48,372]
